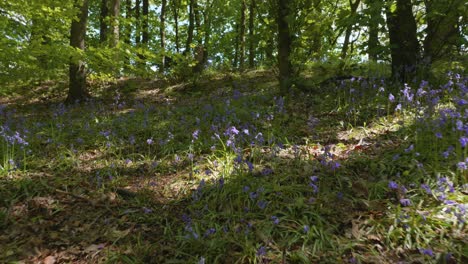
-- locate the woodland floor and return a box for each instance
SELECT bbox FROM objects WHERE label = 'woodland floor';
[0,70,466,263]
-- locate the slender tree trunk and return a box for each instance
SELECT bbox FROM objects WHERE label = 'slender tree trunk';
[67,0,89,104]
[172,0,180,53]
[99,0,108,43]
[239,0,246,70]
[202,0,214,66]
[160,0,167,73]
[124,0,132,72]
[135,0,141,44]
[386,0,420,82]
[248,0,255,68]
[185,0,195,54]
[109,0,120,48]
[124,0,132,45]
[233,23,239,68]
[341,0,360,59]
[142,0,149,44]
[194,0,202,45]
[277,0,293,95]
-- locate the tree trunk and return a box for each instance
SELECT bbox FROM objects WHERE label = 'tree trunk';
[239,0,246,70]
[423,0,463,65]
[67,0,89,104]
[233,23,239,68]
[109,0,120,48]
[135,0,141,44]
[367,0,380,61]
[160,0,167,73]
[185,0,195,54]
[194,0,202,45]
[172,0,180,53]
[202,0,214,67]
[248,0,255,68]
[386,0,420,82]
[142,0,149,44]
[124,0,132,72]
[341,0,360,59]
[277,0,293,95]
[124,0,132,45]
[99,0,108,43]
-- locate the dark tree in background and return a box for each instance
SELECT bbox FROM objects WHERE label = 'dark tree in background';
[248,0,255,68]
[99,0,108,43]
[277,0,293,95]
[386,0,420,83]
[185,0,196,54]
[67,0,89,103]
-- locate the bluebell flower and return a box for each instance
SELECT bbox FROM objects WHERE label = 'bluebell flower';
[271,215,279,225]
[405,144,414,152]
[257,200,268,209]
[310,176,319,182]
[249,191,258,200]
[459,137,468,147]
[419,248,434,257]
[388,181,398,190]
[388,93,395,102]
[309,183,319,193]
[192,129,200,140]
[457,162,467,170]
[303,225,310,233]
[421,184,432,194]
[399,198,411,207]
[256,246,266,256]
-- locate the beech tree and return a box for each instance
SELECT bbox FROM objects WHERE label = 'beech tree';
[67,0,89,103]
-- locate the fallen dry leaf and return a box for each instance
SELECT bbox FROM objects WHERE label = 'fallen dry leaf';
[43,255,56,264]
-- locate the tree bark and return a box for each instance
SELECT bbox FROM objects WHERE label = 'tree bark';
[233,23,239,68]
[160,0,167,73]
[239,0,246,70]
[277,0,293,95]
[142,0,149,44]
[386,0,420,82]
[124,0,132,45]
[341,0,360,59]
[248,0,255,68]
[367,0,380,61]
[67,0,89,104]
[99,0,108,43]
[185,0,195,54]
[109,0,120,48]
[135,0,141,44]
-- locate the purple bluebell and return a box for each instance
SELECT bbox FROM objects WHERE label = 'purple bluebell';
[400,198,411,207]
[388,181,398,190]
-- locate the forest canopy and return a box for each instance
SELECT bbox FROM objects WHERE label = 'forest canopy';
[0,0,466,99]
